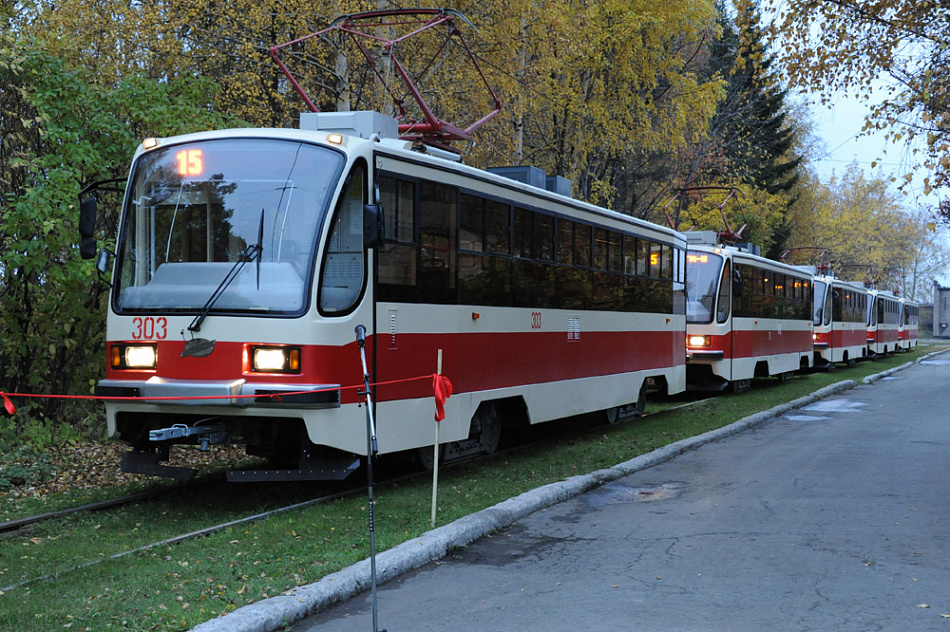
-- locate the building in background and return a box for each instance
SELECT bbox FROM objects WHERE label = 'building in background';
[932,282,950,338]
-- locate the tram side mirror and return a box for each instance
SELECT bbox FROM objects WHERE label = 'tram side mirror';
[363,203,385,249]
[79,197,98,259]
[732,268,742,297]
[79,197,97,238]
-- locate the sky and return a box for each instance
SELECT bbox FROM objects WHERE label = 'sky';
[808,91,936,208]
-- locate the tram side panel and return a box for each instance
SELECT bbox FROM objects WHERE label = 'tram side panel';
[370,156,686,453]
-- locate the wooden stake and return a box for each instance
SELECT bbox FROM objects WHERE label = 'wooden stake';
[431,349,442,528]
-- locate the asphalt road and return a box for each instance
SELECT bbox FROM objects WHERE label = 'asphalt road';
[289,357,950,632]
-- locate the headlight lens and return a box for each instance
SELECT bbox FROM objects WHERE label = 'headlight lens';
[687,335,711,347]
[251,346,301,373]
[111,343,157,369]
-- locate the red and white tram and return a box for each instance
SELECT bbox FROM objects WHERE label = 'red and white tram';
[898,297,920,351]
[812,274,870,367]
[866,290,901,357]
[80,112,686,480]
[684,235,814,391]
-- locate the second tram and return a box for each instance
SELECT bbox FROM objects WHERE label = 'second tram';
[684,235,814,391]
[812,274,870,367]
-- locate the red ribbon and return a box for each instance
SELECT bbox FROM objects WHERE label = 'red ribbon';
[432,373,453,422]
[1,391,15,416]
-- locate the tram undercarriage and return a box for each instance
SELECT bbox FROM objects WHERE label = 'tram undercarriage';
[115,413,361,482]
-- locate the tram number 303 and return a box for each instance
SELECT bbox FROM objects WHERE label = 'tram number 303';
[131,316,168,340]
[531,312,542,329]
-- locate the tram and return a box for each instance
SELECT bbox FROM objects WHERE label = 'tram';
[867,290,901,357]
[78,111,687,480]
[812,274,870,367]
[898,297,920,351]
[684,234,814,391]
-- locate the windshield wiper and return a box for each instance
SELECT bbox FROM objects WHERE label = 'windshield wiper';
[187,210,265,333]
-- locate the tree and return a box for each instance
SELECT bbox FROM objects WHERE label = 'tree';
[756,0,950,210]
[0,32,236,443]
[783,162,946,299]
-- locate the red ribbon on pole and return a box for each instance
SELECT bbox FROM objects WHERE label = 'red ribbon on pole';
[1,391,16,416]
[432,373,453,422]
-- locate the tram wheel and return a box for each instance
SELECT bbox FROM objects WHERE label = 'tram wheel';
[476,405,502,455]
[417,444,446,472]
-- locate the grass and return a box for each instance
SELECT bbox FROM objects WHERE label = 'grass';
[0,344,944,631]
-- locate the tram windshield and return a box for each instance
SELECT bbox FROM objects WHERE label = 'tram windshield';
[685,252,724,324]
[114,138,345,315]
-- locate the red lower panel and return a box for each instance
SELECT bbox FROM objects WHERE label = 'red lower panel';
[105,329,685,405]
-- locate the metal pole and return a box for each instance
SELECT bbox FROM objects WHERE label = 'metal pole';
[355,325,386,632]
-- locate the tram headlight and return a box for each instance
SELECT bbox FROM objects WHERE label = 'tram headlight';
[111,343,157,370]
[687,335,711,347]
[250,346,301,374]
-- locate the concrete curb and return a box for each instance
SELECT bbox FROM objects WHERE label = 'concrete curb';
[190,361,922,632]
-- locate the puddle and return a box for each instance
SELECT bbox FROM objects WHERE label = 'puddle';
[802,399,867,413]
[919,360,950,365]
[785,414,828,422]
[584,481,687,509]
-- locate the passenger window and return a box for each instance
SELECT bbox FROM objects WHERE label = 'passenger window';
[319,164,366,314]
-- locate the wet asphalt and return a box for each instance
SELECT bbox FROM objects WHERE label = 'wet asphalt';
[287,356,950,632]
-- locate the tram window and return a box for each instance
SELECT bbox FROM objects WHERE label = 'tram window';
[319,163,366,314]
[558,219,574,264]
[459,193,484,252]
[716,261,731,323]
[774,274,785,298]
[649,242,661,277]
[377,175,418,299]
[514,207,533,259]
[418,181,457,303]
[608,231,623,272]
[380,176,415,244]
[593,227,608,270]
[623,236,637,274]
[485,199,510,255]
[660,244,673,280]
[575,223,592,267]
[459,253,510,306]
[536,213,555,261]
[637,239,650,276]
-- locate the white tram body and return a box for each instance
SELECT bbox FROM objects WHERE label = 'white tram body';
[684,237,814,391]
[898,298,920,350]
[866,290,901,357]
[812,275,870,367]
[92,112,686,480]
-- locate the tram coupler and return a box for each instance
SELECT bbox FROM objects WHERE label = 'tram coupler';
[149,423,227,450]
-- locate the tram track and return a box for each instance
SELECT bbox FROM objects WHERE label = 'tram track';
[0,394,714,593]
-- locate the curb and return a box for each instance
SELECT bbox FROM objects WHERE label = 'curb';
[190,360,924,632]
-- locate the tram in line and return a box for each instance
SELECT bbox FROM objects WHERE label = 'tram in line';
[79,111,687,481]
[867,290,902,357]
[683,234,814,392]
[898,298,920,351]
[812,274,871,367]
